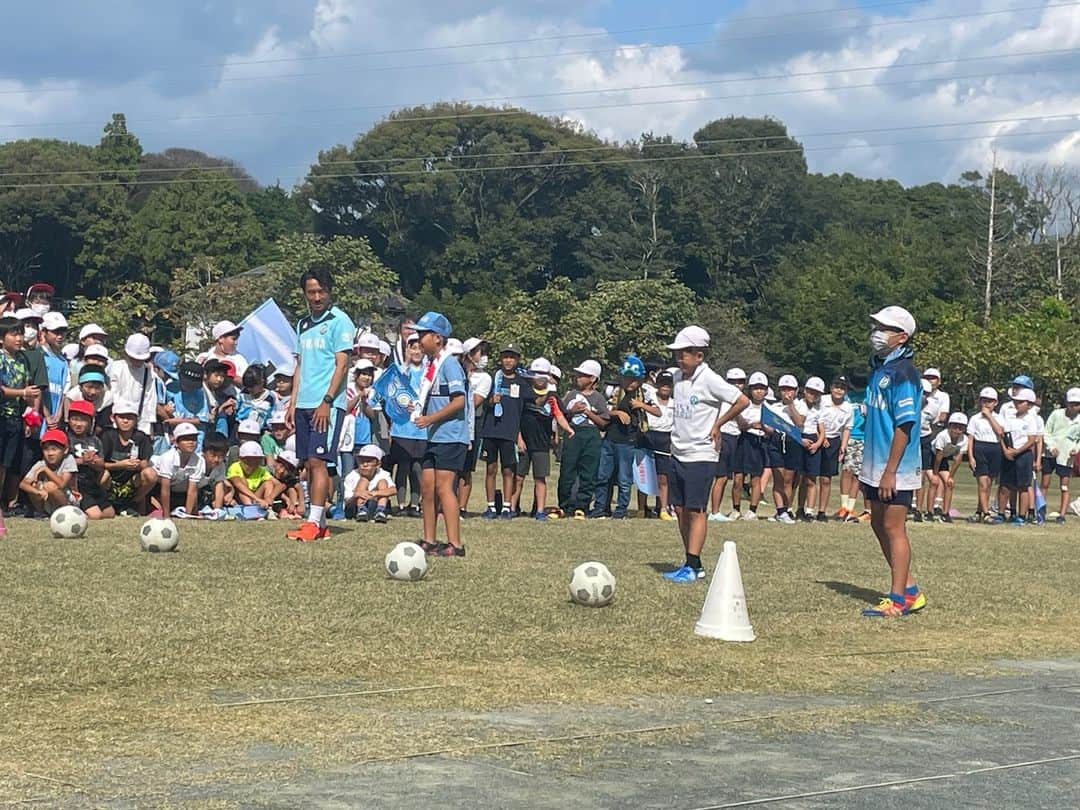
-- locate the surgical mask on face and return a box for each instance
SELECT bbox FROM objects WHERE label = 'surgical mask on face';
[30,303,49,316]
[477,354,489,370]
[23,326,38,343]
[869,329,892,356]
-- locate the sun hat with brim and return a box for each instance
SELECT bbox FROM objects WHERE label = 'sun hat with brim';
[172,423,199,439]
[1012,388,1036,403]
[78,323,107,341]
[446,338,464,355]
[726,367,747,381]
[778,374,798,389]
[353,359,375,372]
[42,312,68,332]
[269,412,288,426]
[111,398,140,416]
[462,337,485,354]
[870,306,917,336]
[211,320,242,341]
[355,443,384,461]
[355,332,381,350]
[979,386,998,400]
[41,428,68,448]
[238,418,262,435]
[124,334,151,361]
[948,413,969,426]
[667,325,710,350]
[573,360,602,379]
[549,364,562,380]
[277,449,299,468]
[238,441,264,459]
[923,368,942,379]
[530,357,552,374]
[67,400,95,417]
[84,345,109,360]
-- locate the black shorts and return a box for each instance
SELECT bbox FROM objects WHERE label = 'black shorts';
[766,434,785,470]
[1000,449,1033,490]
[819,439,842,478]
[801,435,822,477]
[386,437,426,470]
[643,430,671,456]
[715,433,740,478]
[482,437,518,470]
[862,483,915,509]
[783,436,804,471]
[735,433,765,477]
[0,415,24,470]
[654,452,673,479]
[462,438,482,473]
[936,456,955,473]
[516,449,551,479]
[668,458,715,511]
[77,480,110,511]
[421,442,467,473]
[1056,464,1073,479]
[972,440,1002,479]
[294,407,345,464]
[920,436,934,472]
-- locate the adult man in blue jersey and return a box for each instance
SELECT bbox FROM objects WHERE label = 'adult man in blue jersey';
[286,264,355,543]
[858,306,926,617]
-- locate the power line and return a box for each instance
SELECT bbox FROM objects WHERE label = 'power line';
[2,113,1076,180]
[4,46,1075,131]
[1,127,1072,191]
[0,1,1073,97]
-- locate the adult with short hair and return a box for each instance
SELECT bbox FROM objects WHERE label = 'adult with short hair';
[286,264,355,543]
[859,306,926,617]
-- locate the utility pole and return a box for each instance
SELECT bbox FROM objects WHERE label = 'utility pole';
[983,159,997,325]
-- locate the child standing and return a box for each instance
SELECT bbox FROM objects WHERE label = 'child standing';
[480,343,528,519]
[0,316,31,531]
[385,334,426,517]
[733,372,769,520]
[646,371,676,520]
[20,429,76,515]
[514,360,574,520]
[708,368,747,522]
[840,372,870,523]
[796,377,826,522]
[557,361,611,520]
[816,377,853,521]
[966,387,1005,523]
[999,388,1043,525]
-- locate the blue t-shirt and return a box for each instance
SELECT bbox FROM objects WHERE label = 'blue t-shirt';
[171,388,212,450]
[43,347,69,418]
[295,306,356,411]
[390,365,427,441]
[425,355,469,445]
[847,391,867,441]
[859,348,921,491]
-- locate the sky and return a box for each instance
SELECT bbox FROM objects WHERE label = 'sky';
[0,0,1077,188]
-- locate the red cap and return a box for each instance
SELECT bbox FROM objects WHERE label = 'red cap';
[25,282,55,297]
[41,428,68,448]
[221,359,237,379]
[68,400,96,417]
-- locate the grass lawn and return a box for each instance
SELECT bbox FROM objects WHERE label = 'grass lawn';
[1,475,1077,802]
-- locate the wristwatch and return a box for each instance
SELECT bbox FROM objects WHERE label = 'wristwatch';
[322,395,334,405]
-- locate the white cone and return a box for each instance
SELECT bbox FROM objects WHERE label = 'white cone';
[694,540,755,642]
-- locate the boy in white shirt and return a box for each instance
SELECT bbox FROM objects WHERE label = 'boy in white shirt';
[929,413,969,523]
[816,377,853,521]
[152,423,205,516]
[661,326,749,584]
[966,387,1005,523]
[999,388,1043,525]
[796,377,826,522]
[708,368,746,522]
[343,444,396,523]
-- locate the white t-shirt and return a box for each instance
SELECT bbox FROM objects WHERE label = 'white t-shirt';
[152,448,206,490]
[197,348,250,380]
[108,360,160,436]
[920,408,933,438]
[998,400,1040,420]
[671,363,743,463]
[343,467,394,497]
[967,412,1002,444]
[766,401,794,425]
[924,389,950,423]
[1002,411,1044,451]
[719,401,743,436]
[931,430,968,461]
[818,399,854,438]
[738,403,765,437]
[794,399,821,436]
[650,397,675,433]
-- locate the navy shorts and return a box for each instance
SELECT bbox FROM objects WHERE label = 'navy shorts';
[920,437,934,472]
[783,436,804,471]
[861,483,914,509]
[422,442,467,473]
[1056,464,1073,479]
[819,439,842,478]
[463,437,483,473]
[654,452,673,479]
[482,437,518,470]
[294,407,344,465]
[801,435,822,476]
[972,440,1002,479]
[669,458,715,511]
[735,433,766,477]
[1000,449,1033,490]
[715,433,739,478]
[765,435,785,469]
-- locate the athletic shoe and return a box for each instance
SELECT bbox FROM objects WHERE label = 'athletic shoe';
[573,510,586,520]
[327,505,345,521]
[286,522,329,543]
[987,514,1006,525]
[611,512,629,520]
[844,514,861,524]
[923,512,934,523]
[742,511,758,521]
[777,511,796,524]
[373,510,388,524]
[432,543,465,557]
[815,512,827,523]
[659,510,674,522]
[910,509,923,523]
[586,511,608,520]
[862,596,910,617]
[418,540,439,554]
[356,510,370,523]
[966,512,983,524]
[940,514,953,524]
[1055,515,1067,524]
[856,511,871,523]
[1010,516,1026,526]
[499,509,514,520]
[906,590,927,612]
[535,512,548,522]
[933,507,944,520]
[662,565,705,583]
[707,511,728,522]
[726,509,741,521]
[800,511,814,523]
[833,508,848,521]
[482,507,498,520]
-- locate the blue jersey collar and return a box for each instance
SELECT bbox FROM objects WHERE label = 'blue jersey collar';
[870,344,913,368]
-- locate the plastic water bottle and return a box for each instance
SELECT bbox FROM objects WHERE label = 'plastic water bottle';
[493,400,503,418]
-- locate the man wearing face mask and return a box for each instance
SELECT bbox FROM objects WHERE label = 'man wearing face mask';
[859,306,926,618]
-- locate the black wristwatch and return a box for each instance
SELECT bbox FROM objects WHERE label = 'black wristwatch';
[322,395,334,405]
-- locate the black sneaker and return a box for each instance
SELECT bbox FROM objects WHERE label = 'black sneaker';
[910,509,924,523]
[966,512,983,524]
[815,512,828,523]
[406,505,422,518]
[940,514,953,523]
[800,511,813,523]
[433,543,465,558]
[418,540,439,554]
[373,510,388,524]
[356,510,370,523]
[924,512,934,523]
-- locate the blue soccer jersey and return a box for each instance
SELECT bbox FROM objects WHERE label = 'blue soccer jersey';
[425,354,469,445]
[859,348,921,491]
[295,306,355,410]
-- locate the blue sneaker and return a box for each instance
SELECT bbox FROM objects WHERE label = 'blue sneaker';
[481,508,498,520]
[535,511,548,522]
[662,564,705,583]
[327,505,346,521]
[987,514,1006,525]
[499,509,514,520]
[1010,516,1026,526]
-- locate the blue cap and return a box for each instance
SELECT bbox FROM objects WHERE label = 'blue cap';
[414,311,452,338]
[620,354,646,379]
[1010,374,1034,389]
[153,349,179,379]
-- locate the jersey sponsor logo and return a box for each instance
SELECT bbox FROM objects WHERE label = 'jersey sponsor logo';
[689,395,701,406]
[878,375,891,389]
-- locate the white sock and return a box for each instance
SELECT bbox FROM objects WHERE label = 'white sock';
[309,505,325,528]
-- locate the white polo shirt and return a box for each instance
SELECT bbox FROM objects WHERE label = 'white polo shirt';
[924,389,950,423]
[794,399,821,436]
[967,412,1002,443]
[931,430,968,461]
[671,362,743,463]
[1002,410,1044,451]
[739,403,765,437]
[818,399,854,438]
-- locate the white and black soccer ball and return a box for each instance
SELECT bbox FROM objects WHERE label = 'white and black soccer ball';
[140,518,179,553]
[384,541,428,581]
[50,505,88,539]
[569,561,616,607]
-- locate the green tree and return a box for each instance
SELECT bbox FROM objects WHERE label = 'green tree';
[68,281,160,342]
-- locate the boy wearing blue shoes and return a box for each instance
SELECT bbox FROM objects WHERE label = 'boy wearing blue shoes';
[662,326,749,583]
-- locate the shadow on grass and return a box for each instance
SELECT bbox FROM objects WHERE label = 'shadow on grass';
[647,562,677,573]
[817,580,884,603]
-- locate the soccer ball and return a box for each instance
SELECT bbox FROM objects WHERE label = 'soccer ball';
[569,561,616,607]
[140,518,179,553]
[384,541,428,581]
[50,506,88,539]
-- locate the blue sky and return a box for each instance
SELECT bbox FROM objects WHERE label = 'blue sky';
[1,0,1077,187]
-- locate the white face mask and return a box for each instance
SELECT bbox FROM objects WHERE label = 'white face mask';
[30,303,49,316]
[477,354,489,370]
[23,326,38,343]
[869,329,892,356]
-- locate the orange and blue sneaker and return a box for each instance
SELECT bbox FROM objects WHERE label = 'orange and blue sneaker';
[862,593,910,617]
[905,585,927,612]
[286,522,330,543]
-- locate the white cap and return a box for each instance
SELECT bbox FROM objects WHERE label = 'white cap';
[112,397,140,416]
[277,449,299,468]
[1067,387,1080,404]
[574,360,602,379]
[446,338,465,355]
[805,376,826,394]
[238,441,264,459]
[42,312,68,331]
[149,345,164,355]
[979,386,999,400]
[923,367,942,379]
[462,337,485,354]
[211,320,242,341]
[353,359,375,371]
[549,364,562,380]
[268,411,288,426]
[921,379,933,394]
[124,333,151,360]
[529,357,552,374]
[1012,387,1036,403]
[61,343,79,361]
[355,443,384,461]
[667,325,710,350]
[271,361,295,378]
[778,374,798,389]
[238,418,262,435]
[748,372,768,387]
[377,340,391,357]
[726,367,747,381]
[870,306,917,337]
[354,332,381,350]
[172,423,198,438]
[14,308,39,321]
[84,344,109,360]
[947,412,969,426]
[78,323,107,340]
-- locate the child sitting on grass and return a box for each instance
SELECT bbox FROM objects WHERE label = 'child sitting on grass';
[272,449,304,519]
[152,423,205,517]
[20,429,76,515]
[227,441,283,512]
[343,444,396,523]
[66,400,113,520]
